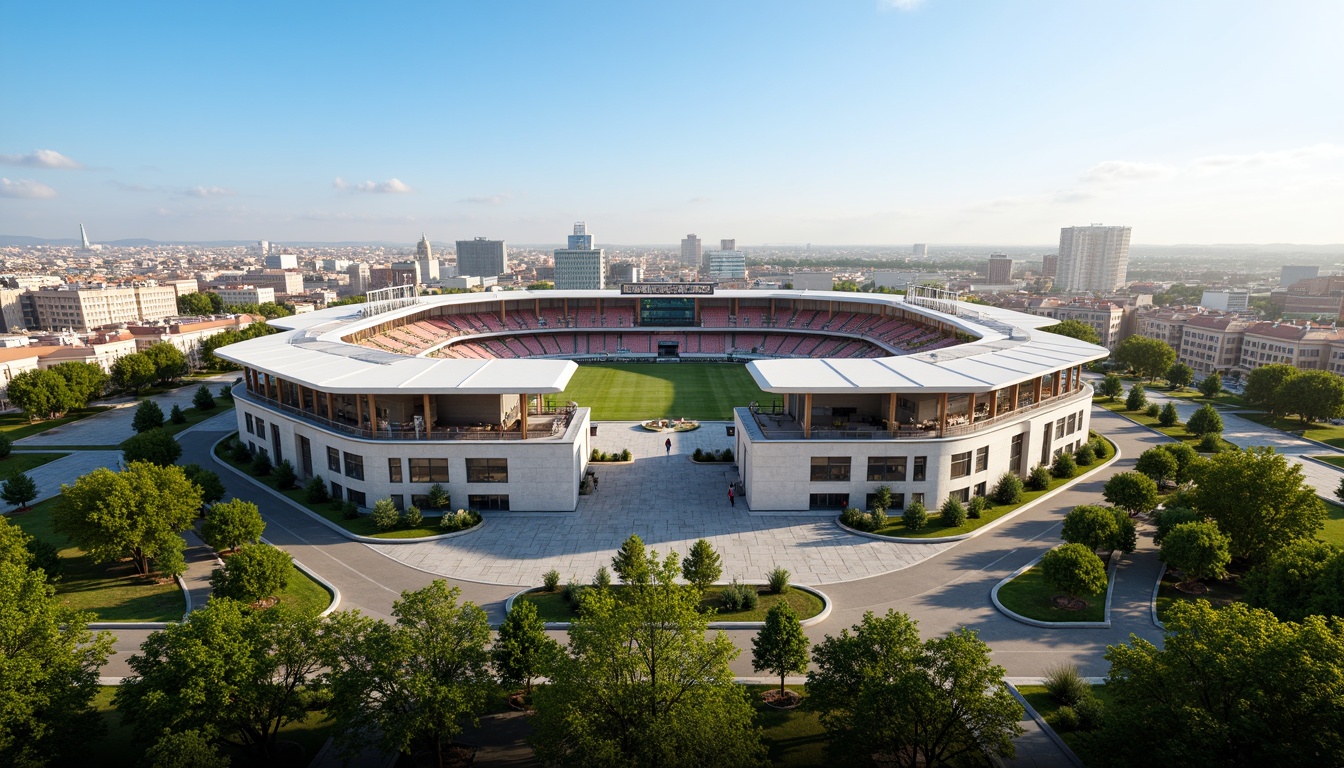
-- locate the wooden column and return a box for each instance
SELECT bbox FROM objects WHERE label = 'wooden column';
[520,393,528,440]
[803,393,812,438]
[422,394,431,429]
[1010,383,1020,411]
[887,393,897,428]
[1052,370,1061,397]
[368,394,378,428]
[938,393,948,433]
[1033,376,1043,404]
[356,393,364,428]
[989,389,999,418]
[967,392,977,423]
[326,392,335,422]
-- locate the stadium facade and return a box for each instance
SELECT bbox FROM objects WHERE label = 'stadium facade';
[217,288,1107,513]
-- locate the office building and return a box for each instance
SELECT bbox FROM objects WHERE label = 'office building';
[1056,225,1132,292]
[1199,290,1250,313]
[217,285,277,307]
[790,272,835,291]
[912,244,927,258]
[1042,255,1058,278]
[1281,265,1321,288]
[27,285,178,332]
[553,223,606,290]
[265,252,298,270]
[243,270,305,296]
[609,263,643,284]
[457,238,508,278]
[705,249,747,281]
[346,263,371,295]
[986,254,1013,285]
[681,234,703,267]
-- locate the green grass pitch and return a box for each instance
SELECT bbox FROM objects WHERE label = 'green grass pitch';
[553,363,775,420]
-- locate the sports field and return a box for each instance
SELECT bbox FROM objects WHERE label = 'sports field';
[554,363,773,420]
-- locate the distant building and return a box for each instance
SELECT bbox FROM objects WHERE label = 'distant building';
[163,279,199,298]
[264,252,298,270]
[243,270,304,296]
[256,240,270,258]
[457,238,508,278]
[553,223,605,290]
[217,285,276,307]
[1179,315,1251,376]
[705,249,747,281]
[1016,298,1125,350]
[1281,265,1320,288]
[986,254,1013,285]
[1057,225,1131,292]
[790,272,834,291]
[346,263,371,295]
[1042,254,1058,278]
[1199,290,1250,313]
[912,244,927,258]
[415,234,440,282]
[26,285,176,332]
[873,271,946,291]
[1240,321,1344,372]
[680,234,703,267]
[609,263,643,284]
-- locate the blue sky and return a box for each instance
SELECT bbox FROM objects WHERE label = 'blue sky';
[2,1,1341,244]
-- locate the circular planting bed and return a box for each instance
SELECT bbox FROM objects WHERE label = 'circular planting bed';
[640,419,700,432]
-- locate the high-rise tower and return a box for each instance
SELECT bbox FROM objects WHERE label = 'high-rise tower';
[680,234,702,267]
[554,222,605,289]
[79,224,91,251]
[1057,225,1131,292]
[456,238,508,277]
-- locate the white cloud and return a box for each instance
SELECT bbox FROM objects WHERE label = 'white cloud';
[879,0,925,10]
[1193,143,1344,169]
[333,177,413,194]
[182,185,234,198]
[0,178,57,199]
[109,180,152,192]
[459,193,511,205]
[1080,160,1171,184]
[0,149,82,169]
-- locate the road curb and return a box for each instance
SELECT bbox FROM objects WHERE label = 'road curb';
[1006,682,1085,768]
[990,554,1119,629]
[503,582,833,630]
[1151,562,1167,629]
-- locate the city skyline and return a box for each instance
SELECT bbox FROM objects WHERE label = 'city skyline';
[3,2,1342,245]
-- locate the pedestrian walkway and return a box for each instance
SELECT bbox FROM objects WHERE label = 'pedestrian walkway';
[14,375,234,448]
[19,450,124,504]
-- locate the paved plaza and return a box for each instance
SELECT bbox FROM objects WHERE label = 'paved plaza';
[14,374,235,448]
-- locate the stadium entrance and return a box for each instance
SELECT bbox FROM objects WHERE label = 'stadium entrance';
[657,340,679,358]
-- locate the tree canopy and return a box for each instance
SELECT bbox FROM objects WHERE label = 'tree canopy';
[1113,336,1176,381]
[209,544,291,604]
[1189,447,1325,563]
[1098,373,1125,401]
[1244,539,1344,621]
[1166,362,1194,389]
[47,361,108,409]
[122,428,182,467]
[1041,543,1108,599]
[1042,319,1101,345]
[681,538,723,593]
[112,353,158,394]
[1186,403,1223,436]
[1276,369,1344,424]
[1102,471,1160,516]
[492,599,561,698]
[752,602,810,697]
[6,368,76,421]
[1242,363,1297,415]
[1160,521,1232,583]
[143,343,190,383]
[201,499,265,553]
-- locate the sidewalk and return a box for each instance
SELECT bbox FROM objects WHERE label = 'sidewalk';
[14,375,234,448]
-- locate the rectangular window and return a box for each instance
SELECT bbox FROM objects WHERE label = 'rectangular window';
[866,492,905,510]
[245,413,254,434]
[330,480,342,500]
[388,458,403,483]
[390,494,404,511]
[327,446,340,472]
[469,494,510,511]
[411,494,430,509]
[466,458,508,483]
[911,492,925,506]
[1067,414,1077,434]
[410,458,450,483]
[343,452,364,481]
[254,417,265,437]
[975,481,987,497]
[952,487,970,503]
[975,446,989,472]
[271,424,282,465]
[912,456,927,482]
[1055,418,1066,440]
[299,436,312,477]
[347,489,367,508]
[808,493,850,510]
[950,452,972,479]
[810,457,852,482]
[866,456,906,482]
[1010,434,1024,473]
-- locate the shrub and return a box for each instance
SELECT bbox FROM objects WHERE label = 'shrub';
[940,497,967,528]
[1074,442,1096,466]
[1026,464,1051,491]
[250,448,272,476]
[590,448,600,461]
[1158,402,1179,427]
[1135,447,1180,484]
[992,473,1024,505]
[693,448,704,461]
[1091,435,1109,460]
[218,384,232,401]
[839,507,870,531]
[1187,403,1224,437]
[133,399,165,433]
[304,475,329,504]
[371,498,400,531]
[871,485,894,512]
[682,539,723,592]
[1145,403,1161,419]
[1074,694,1105,731]
[1043,664,1090,707]
[425,483,450,510]
[967,495,988,520]
[766,566,791,595]
[592,565,612,589]
[1198,433,1223,453]
[563,581,589,613]
[620,448,632,461]
[439,508,481,532]
[720,579,759,611]
[230,437,252,463]
[402,504,423,528]
[341,500,359,520]
[122,428,182,467]
[1052,705,1081,732]
[1041,544,1108,598]
[0,434,10,459]
[1160,521,1232,583]
[193,383,216,411]
[722,447,733,461]
[200,499,264,553]
[273,459,297,490]
[170,404,187,424]
[210,544,292,603]
[543,569,561,591]
[869,506,888,531]
[1052,452,1077,479]
[1125,383,1147,412]
[1153,506,1201,546]
[902,499,928,532]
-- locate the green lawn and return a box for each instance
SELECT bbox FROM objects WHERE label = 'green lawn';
[1240,412,1344,449]
[215,436,457,539]
[1149,385,1250,409]
[277,563,334,617]
[1321,501,1344,548]
[1154,568,1244,624]
[5,498,185,622]
[745,684,829,767]
[0,406,114,441]
[996,563,1108,623]
[1093,398,1237,451]
[517,584,826,623]
[554,363,773,420]
[0,451,68,479]
[1017,684,1112,763]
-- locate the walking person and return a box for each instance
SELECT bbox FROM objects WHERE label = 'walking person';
[665,437,672,455]
[728,485,735,507]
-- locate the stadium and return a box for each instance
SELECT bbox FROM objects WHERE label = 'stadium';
[218,285,1109,513]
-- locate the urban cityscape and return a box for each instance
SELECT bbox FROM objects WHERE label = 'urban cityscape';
[2,3,1343,768]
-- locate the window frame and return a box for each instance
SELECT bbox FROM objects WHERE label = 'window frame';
[810,456,852,482]
[866,456,906,482]
[950,451,972,479]
[410,457,450,483]
[465,457,508,483]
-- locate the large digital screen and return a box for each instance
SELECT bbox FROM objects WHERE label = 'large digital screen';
[640,298,696,327]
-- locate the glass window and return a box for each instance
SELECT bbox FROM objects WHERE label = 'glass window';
[299,436,312,477]
[343,452,364,481]
[388,458,403,483]
[390,494,404,511]
[1010,434,1024,473]
[245,413,254,434]
[974,481,987,497]
[911,492,925,505]
[254,418,265,437]
[327,446,340,472]
[810,457,851,482]
[975,447,989,472]
[912,457,927,482]
[469,494,510,511]
[411,494,430,509]
[950,452,971,479]
[347,489,367,507]
[1067,414,1077,434]
[466,458,508,483]
[330,480,342,500]
[410,458,450,483]
[866,456,906,482]
[808,493,850,510]
[1055,418,1066,440]
[866,492,905,510]
[951,487,970,503]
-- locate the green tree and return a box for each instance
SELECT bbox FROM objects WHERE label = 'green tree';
[1043,319,1101,345]
[532,550,768,768]
[6,368,77,421]
[1061,505,1120,553]
[611,533,651,586]
[182,463,226,506]
[169,403,186,424]
[1102,471,1159,516]
[1113,336,1177,381]
[1165,362,1194,390]
[0,562,114,767]
[1051,451,1077,478]
[209,543,291,603]
[903,498,928,531]
[1098,373,1125,401]
[133,398,165,432]
[940,495,968,527]
[143,729,231,768]
[992,472,1024,504]
[112,352,158,394]
[1041,544,1108,599]
[1158,401,1179,427]
[122,428,182,466]
[1160,521,1231,584]
[1189,447,1325,563]
[1099,601,1344,767]
[1135,447,1180,483]
[201,499,265,553]
[272,459,297,490]
[1125,382,1147,411]
[47,361,109,408]
[681,538,723,593]
[323,582,495,765]
[116,600,326,761]
[176,291,217,316]
[143,342,189,383]
[193,383,217,411]
[1198,374,1223,399]
[1242,363,1297,415]
[752,602,809,697]
[1186,403,1223,436]
[492,600,561,698]
[806,610,1023,767]
[0,472,37,513]
[370,498,400,531]
[55,462,201,577]
[1244,540,1340,622]
[1275,369,1344,424]
[1159,442,1203,483]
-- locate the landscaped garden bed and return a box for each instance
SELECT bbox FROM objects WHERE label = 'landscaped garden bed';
[996,554,1112,623]
[1153,565,1243,624]
[516,582,824,623]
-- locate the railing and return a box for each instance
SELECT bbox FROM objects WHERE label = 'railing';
[235,387,577,442]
